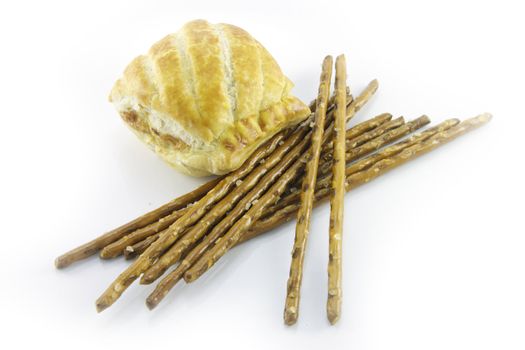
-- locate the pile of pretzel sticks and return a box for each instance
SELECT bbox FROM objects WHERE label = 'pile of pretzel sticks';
[55,55,491,325]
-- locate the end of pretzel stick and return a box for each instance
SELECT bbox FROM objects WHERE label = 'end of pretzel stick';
[284,306,298,326]
[146,296,160,310]
[327,295,341,325]
[477,113,493,123]
[96,285,122,313]
[353,79,378,111]
[54,256,68,269]
[96,299,110,313]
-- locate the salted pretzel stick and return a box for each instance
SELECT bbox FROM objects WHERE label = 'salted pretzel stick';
[140,89,358,287]
[310,88,346,112]
[321,115,401,155]
[283,56,333,325]
[130,114,397,271]
[319,116,404,169]
[124,233,160,259]
[182,149,316,285]
[270,116,432,215]
[345,116,429,161]
[141,125,314,283]
[275,116,431,213]
[320,116,433,192]
[95,86,361,311]
[95,129,290,312]
[112,96,351,266]
[244,115,488,240]
[133,115,429,265]
[337,113,392,142]
[285,112,393,200]
[320,113,392,154]
[58,89,343,268]
[178,77,377,290]
[327,55,347,324]
[142,105,382,285]
[315,116,431,189]
[99,93,343,262]
[100,207,189,259]
[145,81,378,309]
[124,225,201,260]
[138,95,349,283]
[143,129,314,284]
[345,117,404,149]
[54,177,221,268]
[344,118,459,175]
[131,114,388,276]
[275,117,448,220]
[117,113,392,264]
[179,80,377,290]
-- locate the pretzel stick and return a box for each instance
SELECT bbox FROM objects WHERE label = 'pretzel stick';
[182,78,376,284]
[321,115,402,155]
[319,116,431,188]
[54,177,221,268]
[338,113,393,141]
[100,207,189,259]
[320,113,392,154]
[178,73,374,286]
[148,80,377,308]
[143,128,314,284]
[57,80,356,271]
[317,116,404,174]
[139,95,349,284]
[327,55,347,324]
[112,95,350,267]
[133,115,389,279]
[243,115,487,241]
[110,92,342,258]
[133,114,408,272]
[272,116,431,214]
[284,113,390,208]
[138,115,428,265]
[95,129,290,312]
[343,118,459,175]
[59,90,341,269]
[146,113,407,308]
[141,122,314,284]
[182,154,313,285]
[345,117,404,149]
[141,110,388,285]
[254,117,449,225]
[285,112,393,201]
[179,153,317,287]
[345,115,430,162]
[123,232,162,260]
[138,93,355,284]
[321,116,432,191]
[283,56,333,325]
[95,82,363,311]
[310,88,345,112]
[103,99,338,261]
[98,93,340,262]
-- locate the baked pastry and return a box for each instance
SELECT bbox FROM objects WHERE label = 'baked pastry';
[109,19,310,176]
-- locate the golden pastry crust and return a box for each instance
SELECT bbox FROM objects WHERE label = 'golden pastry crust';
[109,19,310,176]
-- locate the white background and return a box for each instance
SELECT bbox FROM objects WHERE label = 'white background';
[1,0,524,349]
